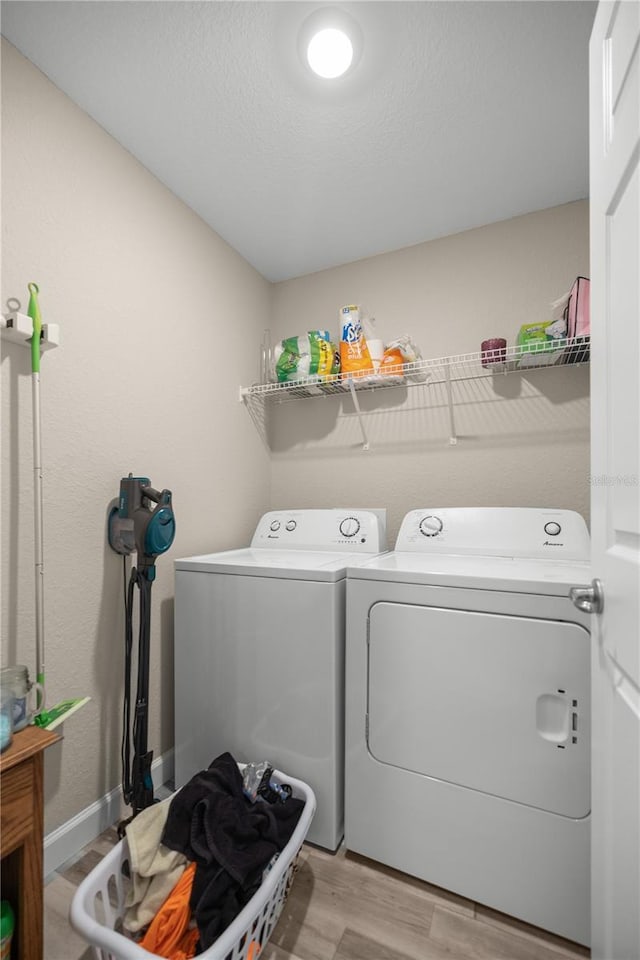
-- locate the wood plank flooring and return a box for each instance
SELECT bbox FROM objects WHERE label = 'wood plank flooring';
[44,826,590,960]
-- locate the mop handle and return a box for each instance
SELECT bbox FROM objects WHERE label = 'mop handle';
[27,283,45,703]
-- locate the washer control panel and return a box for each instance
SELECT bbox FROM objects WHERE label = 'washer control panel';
[396,508,589,560]
[251,509,387,553]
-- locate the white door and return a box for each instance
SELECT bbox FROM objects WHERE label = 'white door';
[588,3,640,958]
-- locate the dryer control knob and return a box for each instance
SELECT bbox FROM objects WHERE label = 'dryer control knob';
[270,520,281,532]
[544,521,562,536]
[285,520,297,532]
[340,517,360,538]
[419,515,443,537]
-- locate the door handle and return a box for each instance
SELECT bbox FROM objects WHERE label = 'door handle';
[569,578,604,615]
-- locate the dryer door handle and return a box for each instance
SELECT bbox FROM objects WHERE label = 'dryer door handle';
[569,579,604,615]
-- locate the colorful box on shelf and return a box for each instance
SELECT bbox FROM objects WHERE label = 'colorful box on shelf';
[515,322,567,368]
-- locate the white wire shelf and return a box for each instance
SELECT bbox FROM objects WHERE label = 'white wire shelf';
[240,338,590,402]
[239,337,590,449]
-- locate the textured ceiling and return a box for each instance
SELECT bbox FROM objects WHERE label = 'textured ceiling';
[1,1,597,282]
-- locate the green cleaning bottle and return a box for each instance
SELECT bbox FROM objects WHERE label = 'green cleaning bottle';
[0,901,14,960]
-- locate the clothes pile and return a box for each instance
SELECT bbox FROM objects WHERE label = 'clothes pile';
[123,752,305,958]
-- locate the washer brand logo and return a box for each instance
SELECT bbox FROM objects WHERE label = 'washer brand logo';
[543,540,564,547]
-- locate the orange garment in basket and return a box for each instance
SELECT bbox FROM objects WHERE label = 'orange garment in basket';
[139,862,200,959]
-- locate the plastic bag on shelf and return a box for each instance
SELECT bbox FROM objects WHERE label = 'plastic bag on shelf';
[379,335,428,383]
[274,330,339,383]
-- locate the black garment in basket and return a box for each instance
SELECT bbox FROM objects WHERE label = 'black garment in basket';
[161,752,304,951]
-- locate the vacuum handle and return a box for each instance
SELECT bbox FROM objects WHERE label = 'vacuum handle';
[141,485,172,507]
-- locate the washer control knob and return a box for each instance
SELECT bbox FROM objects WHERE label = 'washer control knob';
[270,520,281,532]
[544,521,562,537]
[285,520,297,532]
[340,517,360,538]
[419,515,443,537]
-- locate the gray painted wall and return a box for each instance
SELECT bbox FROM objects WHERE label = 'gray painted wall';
[1,41,270,832]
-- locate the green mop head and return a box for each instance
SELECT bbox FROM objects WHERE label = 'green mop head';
[34,697,90,731]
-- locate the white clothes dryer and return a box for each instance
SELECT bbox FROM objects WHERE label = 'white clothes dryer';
[345,507,591,945]
[174,508,387,851]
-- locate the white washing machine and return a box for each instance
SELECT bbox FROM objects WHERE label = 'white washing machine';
[345,507,591,945]
[174,508,387,851]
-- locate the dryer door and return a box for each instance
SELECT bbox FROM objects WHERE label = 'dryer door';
[367,602,590,818]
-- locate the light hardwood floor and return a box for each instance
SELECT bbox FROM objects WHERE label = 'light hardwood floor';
[45,827,590,960]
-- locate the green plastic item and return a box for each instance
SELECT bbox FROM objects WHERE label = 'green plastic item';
[0,900,14,960]
[27,281,42,374]
[33,696,90,731]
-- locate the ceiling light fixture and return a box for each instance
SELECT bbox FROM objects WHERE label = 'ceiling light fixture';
[298,8,362,81]
[307,27,353,79]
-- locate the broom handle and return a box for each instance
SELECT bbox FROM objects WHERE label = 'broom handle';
[32,369,45,702]
[28,283,45,707]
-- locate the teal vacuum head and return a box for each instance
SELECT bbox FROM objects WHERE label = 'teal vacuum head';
[108,475,176,575]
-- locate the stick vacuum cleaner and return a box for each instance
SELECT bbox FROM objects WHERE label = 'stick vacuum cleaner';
[108,475,176,823]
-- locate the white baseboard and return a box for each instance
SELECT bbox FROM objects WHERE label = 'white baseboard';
[44,749,174,879]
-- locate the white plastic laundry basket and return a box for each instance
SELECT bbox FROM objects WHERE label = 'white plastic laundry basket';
[69,771,316,960]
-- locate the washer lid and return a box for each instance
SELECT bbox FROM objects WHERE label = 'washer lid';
[175,546,385,581]
[175,507,387,580]
[347,552,591,595]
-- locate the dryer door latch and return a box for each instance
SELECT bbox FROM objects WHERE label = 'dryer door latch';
[569,578,604,615]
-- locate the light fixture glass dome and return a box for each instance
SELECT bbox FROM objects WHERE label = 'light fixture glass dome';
[306,26,354,79]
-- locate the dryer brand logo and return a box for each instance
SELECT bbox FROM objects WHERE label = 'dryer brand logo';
[543,540,564,547]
